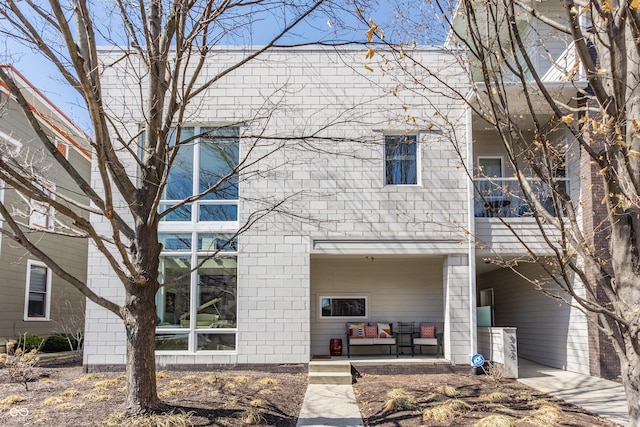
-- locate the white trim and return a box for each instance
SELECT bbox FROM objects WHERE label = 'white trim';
[382,133,421,186]
[24,260,52,321]
[156,231,238,353]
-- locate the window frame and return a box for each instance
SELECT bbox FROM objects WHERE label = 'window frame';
[159,125,240,228]
[29,179,55,230]
[476,156,504,178]
[155,232,238,354]
[383,134,420,186]
[319,296,368,320]
[24,260,52,321]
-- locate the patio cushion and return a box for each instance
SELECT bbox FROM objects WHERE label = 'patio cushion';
[421,324,436,339]
[364,325,378,338]
[349,323,366,338]
[377,323,393,338]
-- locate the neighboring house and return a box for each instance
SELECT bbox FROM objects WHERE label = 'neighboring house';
[450,1,619,379]
[0,64,91,345]
[83,1,613,381]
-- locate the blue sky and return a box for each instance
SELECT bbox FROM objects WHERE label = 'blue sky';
[0,1,418,134]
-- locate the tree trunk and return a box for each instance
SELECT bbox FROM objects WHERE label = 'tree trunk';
[620,350,640,425]
[122,284,161,414]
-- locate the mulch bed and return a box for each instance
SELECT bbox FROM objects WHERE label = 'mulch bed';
[0,357,623,426]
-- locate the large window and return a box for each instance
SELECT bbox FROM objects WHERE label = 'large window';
[155,233,237,352]
[24,261,51,320]
[160,126,239,223]
[320,296,367,319]
[385,135,418,185]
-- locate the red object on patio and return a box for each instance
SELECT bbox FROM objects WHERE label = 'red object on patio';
[330,338,342,356]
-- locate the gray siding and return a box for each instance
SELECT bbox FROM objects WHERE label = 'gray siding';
[0,86,89,341]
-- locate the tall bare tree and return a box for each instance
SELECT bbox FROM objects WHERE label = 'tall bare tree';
[360,0,640,421]
[0,0,367,413]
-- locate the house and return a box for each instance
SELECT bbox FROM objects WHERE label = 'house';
[83,1,613,381]
[0,64,91,346]
[84,47,474,368]
[449,0,619,379]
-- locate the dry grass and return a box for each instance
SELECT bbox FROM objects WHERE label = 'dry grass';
[62,388,80,397]
[474,414,517,427]
[250,398,266,408]
[0,394,24,407]
[480,391,511,403]
[74,373,101,383]
[422,399,470,422]
[202,374,221,384]
[155,371,168,379]
[435,384,459,397]
[84,393,112,401]
[236,409,266,425]
[41,396,66,406]
[257,377,278,385]
[521,404,562,426]
[383,388,418,412]
[102,410,195,427]
[94,379,121,392]
[158,387,184,398]
[233,375,250,384]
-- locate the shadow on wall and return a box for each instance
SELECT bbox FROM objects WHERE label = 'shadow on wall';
[476,262,579,372]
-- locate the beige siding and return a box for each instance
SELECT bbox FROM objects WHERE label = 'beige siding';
[310,256,444,356]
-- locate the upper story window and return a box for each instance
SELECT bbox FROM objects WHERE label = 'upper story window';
[160,126,239,224]
[24,260,51,320]
[477,157,503,178]
[385,135,418,185]
[30,179,55,230]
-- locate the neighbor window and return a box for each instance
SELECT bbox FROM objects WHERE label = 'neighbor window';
[29,180,55,230]
[155,232,238,352]
[25,261,51,320]
[160,126,239,223]
[320,297,367,318]
[56,139,69,158]
[385,135,418,185]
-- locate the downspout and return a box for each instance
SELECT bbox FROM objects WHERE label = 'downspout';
[466,103,478,361]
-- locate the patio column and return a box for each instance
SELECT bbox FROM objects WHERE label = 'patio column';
[443,255,473,365]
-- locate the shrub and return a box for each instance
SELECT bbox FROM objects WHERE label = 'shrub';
[15,334,44,352]
[43,333,79,352]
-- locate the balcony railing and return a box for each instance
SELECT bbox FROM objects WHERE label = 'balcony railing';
[474,178,568,218]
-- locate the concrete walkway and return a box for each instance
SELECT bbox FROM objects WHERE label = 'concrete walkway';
[296,384,363,427]
[518,359,629,426]
[295,359,630,427]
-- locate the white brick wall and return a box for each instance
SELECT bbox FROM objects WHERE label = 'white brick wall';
[85,47,473,367]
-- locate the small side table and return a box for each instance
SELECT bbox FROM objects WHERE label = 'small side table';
[396,322,414,356]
